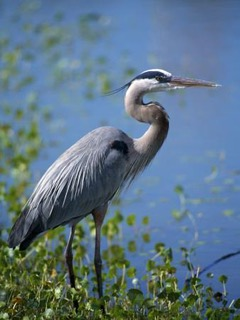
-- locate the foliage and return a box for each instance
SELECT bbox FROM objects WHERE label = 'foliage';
[1,220,240,319]
[1,2,240,319]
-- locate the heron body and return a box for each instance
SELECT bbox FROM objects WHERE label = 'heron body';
[8,69,218,301]
[9,127,132,248]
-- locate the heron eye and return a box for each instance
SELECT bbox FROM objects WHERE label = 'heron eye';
[155,76,161,82]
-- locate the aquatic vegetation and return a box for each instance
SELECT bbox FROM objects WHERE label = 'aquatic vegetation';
[1,1,240,318]
[1,215,240,319]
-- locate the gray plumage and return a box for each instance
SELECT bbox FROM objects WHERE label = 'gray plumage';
[9,127,130,248]
[8,68,218,299]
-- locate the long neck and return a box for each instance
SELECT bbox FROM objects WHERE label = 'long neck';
[125,83,169,160]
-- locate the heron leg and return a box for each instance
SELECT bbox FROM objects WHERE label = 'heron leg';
[92,204,108,298]
[65,225,76,289]
[65,225,79,311]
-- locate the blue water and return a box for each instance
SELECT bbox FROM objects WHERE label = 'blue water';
[1,0,240,300]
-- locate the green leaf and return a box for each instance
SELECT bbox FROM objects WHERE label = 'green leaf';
[126,214,136,226]
[127,240,136,252]
[174,185,184,194]
[234,298,240,309]
[155,242,165,253]
[146,259,155,271]
[219,275,228,284]
[223,209,234,217]
[127,289,144,304]
[142,233,150,243]
[126,267,136,278]
[142,216,149,225]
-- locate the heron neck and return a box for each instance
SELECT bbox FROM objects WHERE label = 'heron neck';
[124,84,169,160]
[124,83,145,123]
[134,121,169,158]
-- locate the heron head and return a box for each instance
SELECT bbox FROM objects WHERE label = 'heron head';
[106,68,220,96]
[131,69,220,93]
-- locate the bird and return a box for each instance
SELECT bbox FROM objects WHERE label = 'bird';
[8,68,219,300]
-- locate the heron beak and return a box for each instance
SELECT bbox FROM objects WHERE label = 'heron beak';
[170,76,220,88]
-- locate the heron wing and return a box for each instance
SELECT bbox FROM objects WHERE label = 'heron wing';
[9,127,131,249]
[30,126,131,228]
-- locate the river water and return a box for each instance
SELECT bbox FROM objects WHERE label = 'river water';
[1,0,240,300]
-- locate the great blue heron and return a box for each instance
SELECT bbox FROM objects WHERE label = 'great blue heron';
[8,69,219,299]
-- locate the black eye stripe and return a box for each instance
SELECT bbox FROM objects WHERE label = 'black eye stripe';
[134,71,172,83]
[106,70,172,95]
